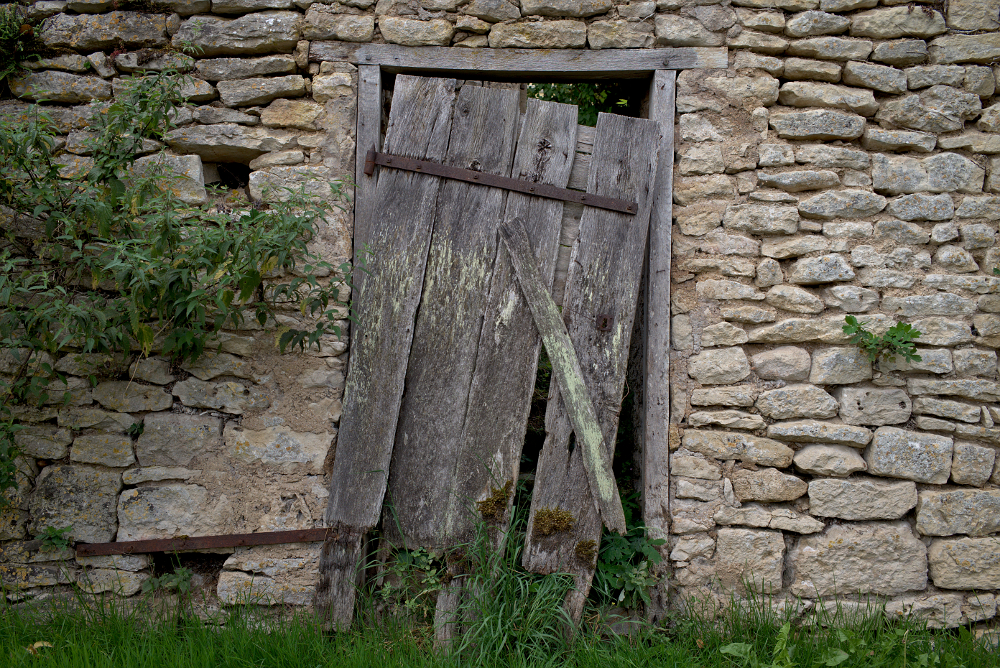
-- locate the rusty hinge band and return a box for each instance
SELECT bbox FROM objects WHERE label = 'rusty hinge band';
[363,148,638,215]
[75,528,330,557]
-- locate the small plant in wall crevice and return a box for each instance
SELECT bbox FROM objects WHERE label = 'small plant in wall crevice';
[842,316,922,367]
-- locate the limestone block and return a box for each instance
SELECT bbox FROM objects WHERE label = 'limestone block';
[873,39,928,67]
[751,346,811,381]
[748,315,855,344]
[217,543,322,605]
[715,504,824,534]
[756,258,783,288]
[703,75,780,107]
[670,535,715,561]
[865,427,953,484]
[696,279,764,301]
[672,455,721,481]
[783,57,841,83]
[726,30,788,54]
[822,285,878,312]
[195,55,297,81]
[758,144,794,167]
[956,195,1000,219]
[722,204,798,235]
[953,349,996,378]
[27,465,122,543]
[677,145,725,176]
[961,223,996,249]
[116,52,195,73]
[951,442,996,487]
[700,322,749,347]
[883,293,976,319]
[132,153,207,206]
[908,379,1000,402]
[77,568,148,596]
[962,593,997,623]
[489,20,586,48]
[172,378,269,414]
[675,478,723,501]
[906,65,967,90]
[886,594,964,630]
[10,71,112,104]
[41,12,168,50]
[302,8,374,41]
[380,17,454,46]
[688,348,751,385]
[14,426,72,460]
[876,86,982,134]
[171,12,301,57]
[122,467,198,484]
[181,352,252,381]
[736,8,785,33]
[715,528,785,594]
[778,82,878,116]
[837,387,911,426]
[690,386,759,408]
[928,537,1000,589]
[117,484,231,541]
[678,115,725,143]
[57,408,132,432]
[756,384,837,420]
[794,444,867,477]
[732,52,785,77]
[762,236,831,260]
[789,522,927,597]
[934,245,979,273]
[916,489,1000,537]
[798,191,886,220]
[767,420,873,447]
[785,10,848,37]
[908,319,972,347]
[925,153,985,194]
[164,124,298,162]
[722,304,777,324]
[966,66,998,99]
[808,347,873,386]
[862,127,936,153]
[768,109,865,140]
[795,145,870,170]
[765,285,825,314]
[71,434,135,468]
[93,381,172,413]
[216,75,305,107]
[850,7,946,39]
[223,423,332,473]
[757,170,838,193]
[808,477,917,520]
[464,0,519,22]
[158,0,211,11]
[680,430,794,467]
[785,36,873,61]
[128,358,175,385]
[587,20,653,49]
[137,413,222,467]
[843,60,907,94]
[887,194,953,222]
[520,0,611,17]
[946,0,1000,32]
[674,202,725,235]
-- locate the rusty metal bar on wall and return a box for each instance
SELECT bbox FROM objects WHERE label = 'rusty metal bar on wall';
[363,148,638,215]
[75,528,331,557]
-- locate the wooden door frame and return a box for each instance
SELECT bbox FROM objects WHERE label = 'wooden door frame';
[343,46,725,616]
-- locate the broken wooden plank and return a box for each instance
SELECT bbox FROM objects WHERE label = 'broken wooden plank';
[451,97,579,546]
[500,216,626,534]
[317,74,457,628]
[348,45,729,76]
[353,64,382,277]
[522,112,661,623]
[384,83,521,550]
[642,70,676,622]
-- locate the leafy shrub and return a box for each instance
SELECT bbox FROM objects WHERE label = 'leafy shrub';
[843,316,921,366]
[0,4,38,89]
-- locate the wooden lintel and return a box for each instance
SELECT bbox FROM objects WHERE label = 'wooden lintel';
[310,43,728,76]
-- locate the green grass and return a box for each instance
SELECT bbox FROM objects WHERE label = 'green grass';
[1,592,996,668]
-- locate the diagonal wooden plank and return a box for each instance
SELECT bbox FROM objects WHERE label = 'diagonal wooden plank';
[499,217,626,533]
[383,83,521,549]
[316,74,457,627]
[448,98,579,545]
[522,112,661,623]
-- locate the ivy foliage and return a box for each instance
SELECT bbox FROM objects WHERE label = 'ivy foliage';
[0,70,357,507]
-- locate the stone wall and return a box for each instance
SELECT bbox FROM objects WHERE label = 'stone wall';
[0,0,998,631]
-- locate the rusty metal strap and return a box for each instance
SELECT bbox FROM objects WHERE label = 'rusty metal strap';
[363,148,638,215]
[75,528,330,557]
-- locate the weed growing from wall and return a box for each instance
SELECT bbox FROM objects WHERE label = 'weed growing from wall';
[843,316,922,366]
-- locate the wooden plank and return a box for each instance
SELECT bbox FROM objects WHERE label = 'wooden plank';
[553,202,583,307]
[309,40,363,63]
[642,70,675,622]
[317,75,457,628]
[522,112,661,623]
[384,83,522,549]
[500,217,626,534]
[348,45,728,76]
[76,529,327,557]
[353,64,382,284]
[450,97,579,546]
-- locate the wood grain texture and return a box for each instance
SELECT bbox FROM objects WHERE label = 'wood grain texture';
[353,64,382,278]
[318,75,457,627]
[384,83,521,549]
[522,112,661,623]
[346,45,728,76]
[642,70,675,622]
[500,217,626,534]
[451,98,579,545]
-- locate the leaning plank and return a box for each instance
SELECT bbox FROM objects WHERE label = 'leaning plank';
[384,83,521,550]
[352,64,382,280]
[316,75,457,628]
[500,217,626,534]
[642,70,676,622]
[451,98,579,546]
[522,112,661,623]
[347,45,728,75]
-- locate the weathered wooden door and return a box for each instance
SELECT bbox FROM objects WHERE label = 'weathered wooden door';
[317,73,661,628]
